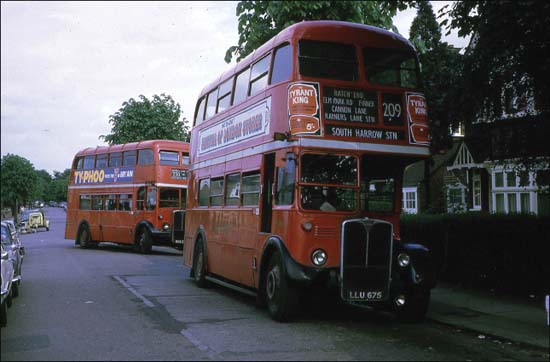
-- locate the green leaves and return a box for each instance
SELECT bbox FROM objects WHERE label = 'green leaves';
[1,154,38,216]
[225,1,412,63]
[100,93,190,146]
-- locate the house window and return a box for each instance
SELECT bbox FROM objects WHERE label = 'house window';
[402,187,417,214]
[507,193,517,213]
[520,193,531,213]
[447,184,466,213]
[495,193,505,213]
[494,172,504,187]
[472,176,481,210]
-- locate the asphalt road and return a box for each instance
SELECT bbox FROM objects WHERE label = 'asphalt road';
[1,207,545,361]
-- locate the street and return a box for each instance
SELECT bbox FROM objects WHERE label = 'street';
[1,207,546,361]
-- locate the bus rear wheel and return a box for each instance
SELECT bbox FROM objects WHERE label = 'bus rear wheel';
[264,252,298,322]
[192,239,208,288]
[77,225,91,248]
[137,229,153,254]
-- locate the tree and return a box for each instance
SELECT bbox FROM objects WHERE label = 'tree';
[440,1,550,119]
[33,169,52,202]
[225,1,410,63]
[100,94,190,146]
[441,1,550,186]
[1,154,38,222]
[47,169,70,202]
[409,1,464,153]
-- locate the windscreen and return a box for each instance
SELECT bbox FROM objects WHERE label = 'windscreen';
[299,40,358,81]
[300,154,357,212]
[363,47,419,88]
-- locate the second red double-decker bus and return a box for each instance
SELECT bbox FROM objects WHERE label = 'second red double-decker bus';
[184,21,437,321]
[65,140,189,253]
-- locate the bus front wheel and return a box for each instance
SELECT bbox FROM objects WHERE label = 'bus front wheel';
[264,252,298,322]
[137,229,153,254]
[395,288,431,322]
[192,239,208,288]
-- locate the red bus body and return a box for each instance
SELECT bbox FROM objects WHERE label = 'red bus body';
[65,140,189,252]
[185,21,436,321]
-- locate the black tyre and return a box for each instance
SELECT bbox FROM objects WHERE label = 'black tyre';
[77,224,91,248]
[6,289,12,308]
[0,301,6,328]
[264,252,298,322]
[395,288,431,322]
[12,281,19,298]
[137,229,153,254]
[192,239,208,288]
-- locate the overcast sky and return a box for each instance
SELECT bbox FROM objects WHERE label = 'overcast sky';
[1,1,468,175]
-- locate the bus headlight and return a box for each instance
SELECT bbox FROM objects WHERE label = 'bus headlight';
[301,221,313,232]
[311,249,327,266]
[398,253,410,267]
[162,223,170,231]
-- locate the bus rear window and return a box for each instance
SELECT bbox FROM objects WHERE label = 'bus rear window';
[299,40,358,81]
[159,151,179,165]
[363,47,419,88]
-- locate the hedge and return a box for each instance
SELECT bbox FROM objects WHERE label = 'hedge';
[400,213,550,297]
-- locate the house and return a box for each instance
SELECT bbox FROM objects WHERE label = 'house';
[403,116,549,216]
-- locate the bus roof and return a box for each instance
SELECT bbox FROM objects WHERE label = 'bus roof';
[75,140,189,157]
[198,20,414,98]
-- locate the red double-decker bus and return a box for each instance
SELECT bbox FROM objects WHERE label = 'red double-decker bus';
[184,21,436,321]
[65,140,189,253]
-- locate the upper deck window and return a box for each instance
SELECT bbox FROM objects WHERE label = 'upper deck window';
[75,157,84,170]
[123,150,137,166]
[96,153,108,169]
[195,97,206,125]
[233,67,250,105]
[182,152,190,165]
[270,43,292,84]
[363,47,419,88]
[109,152,122,167]
[205,88,218,120]
[299,40,358,81]
[159,150,179,166]
[83,155,95,169]
[137,149,154,166]
[217,78,233,113]
[250,54,271,96]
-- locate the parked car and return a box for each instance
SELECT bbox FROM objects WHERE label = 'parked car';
[1,243,14,327]
[18,209,50,233]
[1,222,23,298]
[3,220,24,260]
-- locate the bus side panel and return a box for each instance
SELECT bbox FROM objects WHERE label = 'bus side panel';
[237,207,259,287]
[65,190,77,240]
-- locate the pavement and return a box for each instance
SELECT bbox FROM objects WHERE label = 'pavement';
[427,282,549,351]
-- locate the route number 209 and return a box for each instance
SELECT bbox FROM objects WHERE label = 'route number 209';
[383,102,402,118]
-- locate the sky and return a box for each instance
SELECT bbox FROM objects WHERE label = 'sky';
[1,1,468,175]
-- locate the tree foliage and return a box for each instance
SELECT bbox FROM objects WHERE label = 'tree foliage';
[1,154,38,221]
[409,1,463,152]
[100,94,190,146]
[440,0,550,119]
[225,1,410,63]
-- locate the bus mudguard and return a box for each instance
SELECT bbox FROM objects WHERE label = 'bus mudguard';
[396,242,437,290]
[260,236,332,289]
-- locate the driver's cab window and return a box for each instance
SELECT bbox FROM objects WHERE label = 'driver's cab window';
[361,155,399,212]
